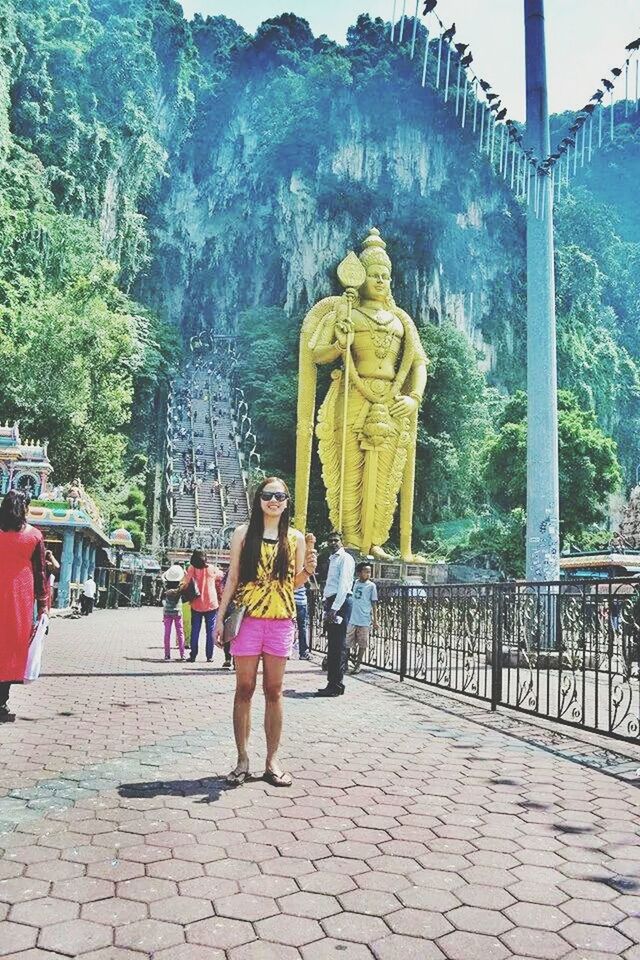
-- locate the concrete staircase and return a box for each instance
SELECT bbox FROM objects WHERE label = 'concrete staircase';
[167,362,249,555]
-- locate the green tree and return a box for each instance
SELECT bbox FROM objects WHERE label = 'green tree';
[484,390,621,542]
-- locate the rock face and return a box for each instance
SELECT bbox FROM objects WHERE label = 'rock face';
[137,84,524,378]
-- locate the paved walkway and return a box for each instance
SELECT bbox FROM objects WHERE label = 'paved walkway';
[1,608,639,960]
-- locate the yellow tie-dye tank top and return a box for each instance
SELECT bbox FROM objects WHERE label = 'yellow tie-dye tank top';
[235,534,296,620]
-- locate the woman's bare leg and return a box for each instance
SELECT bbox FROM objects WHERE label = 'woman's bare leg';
[262,654,288,774]
[232,655,260,774]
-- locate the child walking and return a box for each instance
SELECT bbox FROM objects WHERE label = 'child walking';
[347,562,378,674]
[162,564,185,661]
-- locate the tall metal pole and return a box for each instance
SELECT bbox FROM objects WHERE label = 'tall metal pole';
[524,0,560,581]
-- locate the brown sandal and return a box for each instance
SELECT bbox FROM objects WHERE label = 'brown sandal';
[263,769,292,788]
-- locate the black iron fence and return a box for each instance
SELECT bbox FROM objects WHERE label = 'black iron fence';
[309,578,640,743]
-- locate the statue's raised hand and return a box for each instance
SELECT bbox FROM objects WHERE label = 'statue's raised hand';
[335,314,355,351]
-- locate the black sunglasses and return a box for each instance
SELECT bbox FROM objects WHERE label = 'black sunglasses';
[260,491,288,502]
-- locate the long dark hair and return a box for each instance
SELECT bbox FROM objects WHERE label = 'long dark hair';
[0,490,28,532]
[239,476,291,585]
[190,549,207,569]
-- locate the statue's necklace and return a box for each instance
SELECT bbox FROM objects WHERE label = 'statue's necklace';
[358,306,395,327]
[360,311,398,359]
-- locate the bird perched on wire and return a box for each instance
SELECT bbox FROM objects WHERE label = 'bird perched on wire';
[455,42,468,55]
[422,0,438,14]
[601,78,614,91]
[611,67,622,77]
[442,23,456,42]
[626,37,640,52]
[496,107,507,121]
[489,100,502,112]
[461,53,473,66]
[486,91,498,102]
[581,103,596,113]
[591,89,604,102]
[478,79,491,92]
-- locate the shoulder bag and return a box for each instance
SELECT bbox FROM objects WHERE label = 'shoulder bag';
[181,576,201,603]
[223,603,247,644]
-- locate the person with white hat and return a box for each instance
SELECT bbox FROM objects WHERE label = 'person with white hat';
[162,563,185,661]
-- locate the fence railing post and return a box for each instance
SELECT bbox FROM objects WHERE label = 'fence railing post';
[400,586,409,681]
[491,587,503,711]
[308,588,316,652]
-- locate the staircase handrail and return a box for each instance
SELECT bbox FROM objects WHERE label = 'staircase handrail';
[207,372,227,527]
[189,377,200,529]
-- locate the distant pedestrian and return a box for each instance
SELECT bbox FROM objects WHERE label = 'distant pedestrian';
[0,491,49,722]
[182,550,223,663]
[162,564,185,660]
[317,532,354,697]
[347,562,378,674]
[81,575,97,616]
[294,584,310,660]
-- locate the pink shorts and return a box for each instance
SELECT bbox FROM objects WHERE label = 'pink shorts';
[231,615,295,659]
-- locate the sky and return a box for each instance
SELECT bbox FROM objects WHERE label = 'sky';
[177,0,639,120]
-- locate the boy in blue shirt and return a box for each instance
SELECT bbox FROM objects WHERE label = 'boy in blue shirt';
[347,562,378,674]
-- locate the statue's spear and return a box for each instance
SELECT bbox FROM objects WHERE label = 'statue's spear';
[336,252,367,533]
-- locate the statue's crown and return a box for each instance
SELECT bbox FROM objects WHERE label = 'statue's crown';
[359,227,392,270]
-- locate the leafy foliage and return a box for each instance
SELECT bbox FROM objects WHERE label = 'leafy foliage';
[484,390,621,541]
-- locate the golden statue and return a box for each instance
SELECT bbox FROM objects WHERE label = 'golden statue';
[295,228,428,560]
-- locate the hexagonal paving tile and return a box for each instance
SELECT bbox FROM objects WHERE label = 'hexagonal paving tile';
[154,946,224,960]
[0,920,38,954]
[446,905,512,936]
[501,926,572,959]
[51,876,115,904]
[205,859,259,881]
[280,891,341,919]
[0,877,50,904]
[87,859,145,883]
[321,911,389,944]
[81,896,147,926]
[255,914,324,947]
[560,898,625,926]
[186,917,256,950]
[10,896,79,927]
[215,893,279,922]
[117,876,178,903]
[386,906,454,938]
[298,871,357,895]
[114,918,186,952]
[25,859,85,882]
[229,941,300,960]
[371,934,446,960]
[173,843,225,864]
[149,895,213,924]
[240,874,298,898]
[338,889,400,917]
[38,918,112,955]
[397,886,460,912]
[437,930,509,960]
[560,922,632,954]
[504,901,570,932]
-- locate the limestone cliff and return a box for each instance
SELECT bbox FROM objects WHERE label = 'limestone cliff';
[135,28,524,380]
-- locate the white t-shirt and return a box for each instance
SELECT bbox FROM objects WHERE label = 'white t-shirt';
[83,579,97,599]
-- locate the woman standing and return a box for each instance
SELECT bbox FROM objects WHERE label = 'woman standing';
[183,549,223,662]
[214,477,317,787]
[0,491,49,722]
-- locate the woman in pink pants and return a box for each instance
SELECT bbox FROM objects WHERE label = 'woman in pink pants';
[162,564,185,660]
[215,477,317,787]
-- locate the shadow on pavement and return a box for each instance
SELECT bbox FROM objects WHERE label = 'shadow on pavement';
[118,776,243,804]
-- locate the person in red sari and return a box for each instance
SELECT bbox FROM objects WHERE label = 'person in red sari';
[0,491,49,722]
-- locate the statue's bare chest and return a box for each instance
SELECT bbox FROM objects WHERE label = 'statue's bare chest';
[351,309,404,361]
